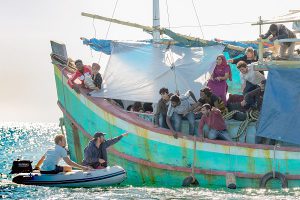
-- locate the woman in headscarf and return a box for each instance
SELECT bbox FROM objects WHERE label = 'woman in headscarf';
[207,55,231,105]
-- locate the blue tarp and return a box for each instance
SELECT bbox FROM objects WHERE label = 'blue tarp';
[257,68,300,145]
[82,38,112,54]
[81,37,262,58]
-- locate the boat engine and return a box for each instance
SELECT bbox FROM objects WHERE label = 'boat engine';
[10,159,33,174]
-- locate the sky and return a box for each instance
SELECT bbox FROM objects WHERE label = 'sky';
[0,0,299,123]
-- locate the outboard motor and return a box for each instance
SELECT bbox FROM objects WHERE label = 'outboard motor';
[10,159,33,174]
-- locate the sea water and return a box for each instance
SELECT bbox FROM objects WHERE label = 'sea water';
[0,122,299,200]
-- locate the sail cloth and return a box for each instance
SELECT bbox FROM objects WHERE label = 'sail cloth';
[91,42,224,103]
[256,68,300,145]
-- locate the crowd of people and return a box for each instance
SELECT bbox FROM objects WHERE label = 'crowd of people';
[33,23,296,175]
[65,23,297,142]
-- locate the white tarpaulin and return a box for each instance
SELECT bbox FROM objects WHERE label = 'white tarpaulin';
[92,42,224,103]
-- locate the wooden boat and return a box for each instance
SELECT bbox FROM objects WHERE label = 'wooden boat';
[50,2,300,188]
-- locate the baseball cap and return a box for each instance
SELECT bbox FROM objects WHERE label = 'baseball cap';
[93,132,106,139]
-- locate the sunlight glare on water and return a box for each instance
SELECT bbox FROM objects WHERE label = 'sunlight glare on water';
[0,122,299,199]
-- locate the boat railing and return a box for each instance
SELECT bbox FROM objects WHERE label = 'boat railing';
[255,38,300,70]
[125,110,154,123]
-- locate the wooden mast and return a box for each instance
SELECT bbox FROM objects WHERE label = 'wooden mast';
[153,0,161,44]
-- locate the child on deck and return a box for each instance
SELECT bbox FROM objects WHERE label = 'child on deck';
[86,63,103,96]
[91,63,102,91]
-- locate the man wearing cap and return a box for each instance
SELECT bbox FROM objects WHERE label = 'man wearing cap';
[82,132,128,169]
[67,59,92,93]
[260,24,296,59]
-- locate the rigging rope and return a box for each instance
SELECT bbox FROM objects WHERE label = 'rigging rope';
[165,0,171,30]
[165,43,179,92]
[191,0,205,39]
[89,18,98,57]
[92,18,97,38]
[97,0,119,64]
[164,0,179,92]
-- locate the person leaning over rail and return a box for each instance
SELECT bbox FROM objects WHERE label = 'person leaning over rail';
[228,47,258,65]
[67,59,92,94]
[166,91,197,139]
[34,134,91,173]
[82,132,128,169]
[260,23,296,60]
[236,61,265,97]
[198,104,232,141]
[228,47,264,75]
[153,87,173,129]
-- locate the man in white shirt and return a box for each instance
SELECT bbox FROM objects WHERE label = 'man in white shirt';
[166,91,196,138]
[35,134,91,173]
[237,61,265,95]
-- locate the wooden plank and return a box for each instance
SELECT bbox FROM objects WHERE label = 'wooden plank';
[254,60,300,71]
[81,12,154,32]
[252,19,300,25]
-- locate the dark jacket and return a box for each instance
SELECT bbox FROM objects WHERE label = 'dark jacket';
[92,73,102,89]
[154,93,173,126]
[244,87,264,111]
[232,50,258,65]
[82,135,123,167]
[262,24,296,46]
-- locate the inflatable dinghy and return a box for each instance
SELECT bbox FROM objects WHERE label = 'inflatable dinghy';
[12,165,126,187]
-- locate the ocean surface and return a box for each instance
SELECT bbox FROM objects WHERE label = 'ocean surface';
[0,122,299,200]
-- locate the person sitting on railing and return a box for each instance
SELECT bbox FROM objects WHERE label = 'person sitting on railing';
[154,87,172,128]
[237,61,265,96]
[260,23,296,60]
[228,47,258,65]
[67,59,92,93]
[198,104,232,141]
[166,92,196,138]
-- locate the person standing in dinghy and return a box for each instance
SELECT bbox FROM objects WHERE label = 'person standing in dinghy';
[82,132,128,169]
[34,135,91,173]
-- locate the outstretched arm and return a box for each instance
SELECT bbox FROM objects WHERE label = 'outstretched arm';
[187,90,198,103]
[105,132,128,147]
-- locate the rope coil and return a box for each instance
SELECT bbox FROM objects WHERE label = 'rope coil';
[223,109,260,141]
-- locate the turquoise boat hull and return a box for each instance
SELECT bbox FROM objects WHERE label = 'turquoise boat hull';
[53,63,300,188]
